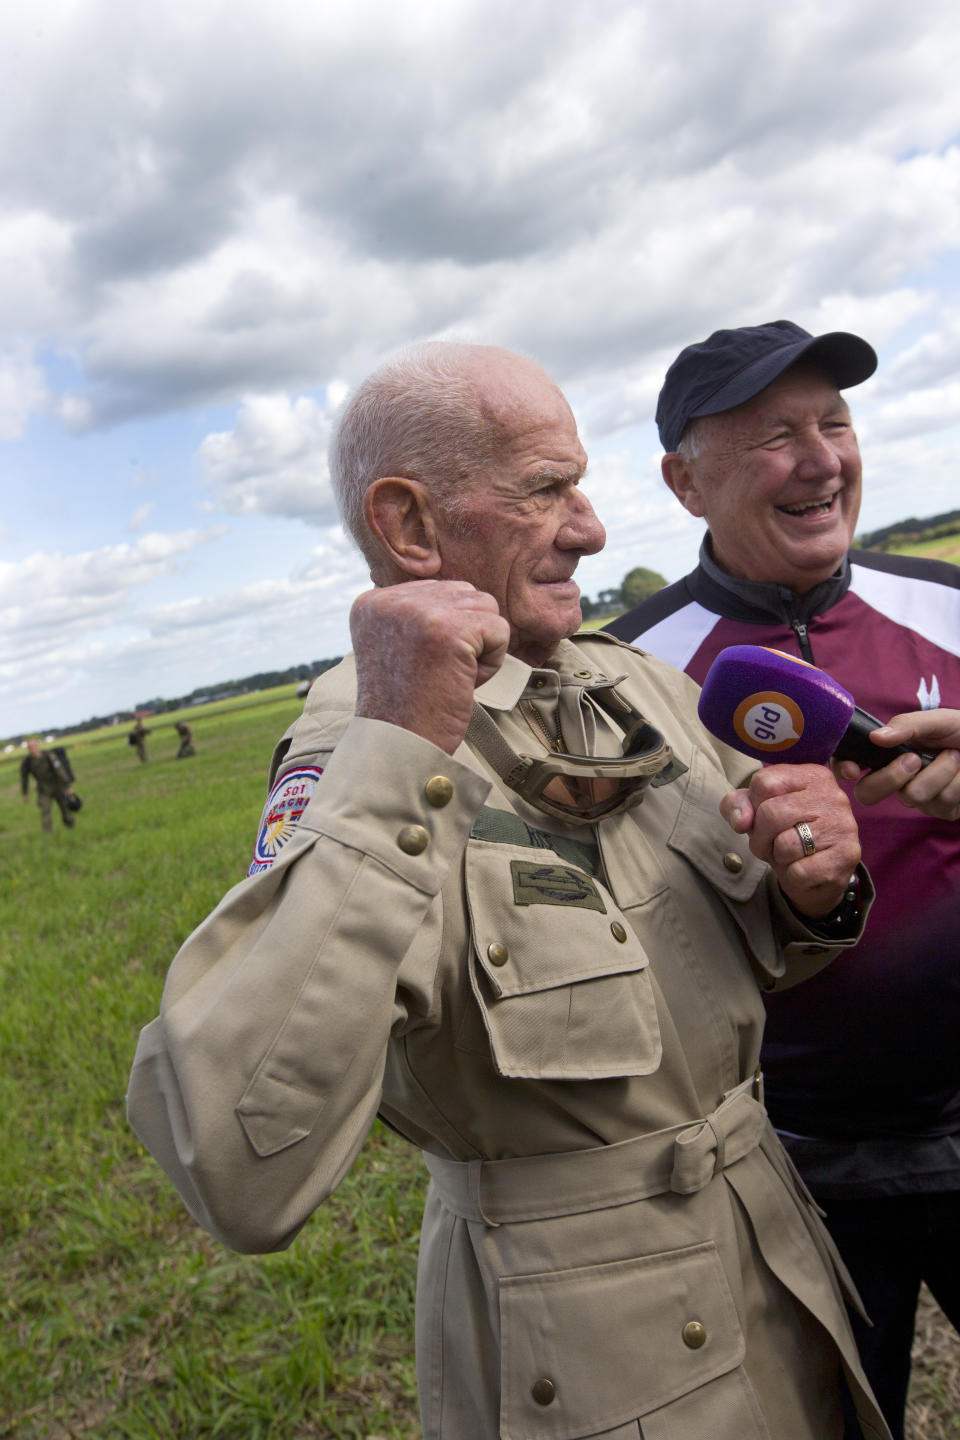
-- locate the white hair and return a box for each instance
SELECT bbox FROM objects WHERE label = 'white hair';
[675,415,714,461]
[330,341,525,577]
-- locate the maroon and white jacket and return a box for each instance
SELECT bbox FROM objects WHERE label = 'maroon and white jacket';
[608,539,960,1195]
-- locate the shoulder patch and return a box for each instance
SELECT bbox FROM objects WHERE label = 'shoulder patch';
[248,765,323,875]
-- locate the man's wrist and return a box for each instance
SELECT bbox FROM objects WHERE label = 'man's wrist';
[785,874,862,940]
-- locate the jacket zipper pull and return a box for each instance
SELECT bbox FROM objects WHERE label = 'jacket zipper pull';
[791,621,814,664]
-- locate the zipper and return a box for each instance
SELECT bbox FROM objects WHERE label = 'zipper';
[519,697,565,752]
[791,620,815,664]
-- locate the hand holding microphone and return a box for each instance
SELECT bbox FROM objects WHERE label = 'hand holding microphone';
[719,760,863,920]
[698,645,874,918]
[698,645,959,821]
[697,644,934,770]
[837,710,960,820]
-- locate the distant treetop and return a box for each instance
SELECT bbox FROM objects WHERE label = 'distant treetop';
[621,566,668,607]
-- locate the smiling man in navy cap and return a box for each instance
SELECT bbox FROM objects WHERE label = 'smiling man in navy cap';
[609,320,960,1440]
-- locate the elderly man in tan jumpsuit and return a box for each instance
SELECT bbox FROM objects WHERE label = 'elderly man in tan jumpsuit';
[127,343,889,1440]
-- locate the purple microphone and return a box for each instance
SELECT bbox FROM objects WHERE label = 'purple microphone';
[697,645,932,769]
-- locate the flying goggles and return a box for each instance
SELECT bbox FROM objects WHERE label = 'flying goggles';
[467,682,673,823]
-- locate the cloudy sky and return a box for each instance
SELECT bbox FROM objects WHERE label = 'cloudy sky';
[3,0,960,736]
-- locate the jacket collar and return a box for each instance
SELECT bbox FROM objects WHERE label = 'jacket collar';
[474,637,621,712]
[694,533,851,625]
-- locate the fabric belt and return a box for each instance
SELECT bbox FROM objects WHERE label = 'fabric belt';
[424,1071,767,1227]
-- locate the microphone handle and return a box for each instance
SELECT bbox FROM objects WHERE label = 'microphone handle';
[833,707,935,772]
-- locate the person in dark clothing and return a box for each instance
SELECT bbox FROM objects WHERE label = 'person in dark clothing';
[607,320,960,1440]
[20,738,77,833]
[128,718,150,762]
[174,721,195,758]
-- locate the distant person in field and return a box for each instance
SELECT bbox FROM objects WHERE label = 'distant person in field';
[129,340,893,1440]
[174,721,195,759]
[607,319,960,1440]
[128,718,150,763]
[20,738,77,833]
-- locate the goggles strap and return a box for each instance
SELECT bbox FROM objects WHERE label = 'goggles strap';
[466,704,535,794]
[467,679,658,797]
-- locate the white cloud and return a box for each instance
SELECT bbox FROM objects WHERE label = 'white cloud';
[867,385,960,443]
[141,561,365,644]
[0,530,223,665]
[0,211,73,334]
[2,0,960,734]
[858,431,960,531]
[576,444,706,592]
[57,394,93,431]
[0,522,364,729]
[0,351,48,438]
[878,309,960,393]
[127,501,155,531]
[198,391,340,524]
[0,0,954,430]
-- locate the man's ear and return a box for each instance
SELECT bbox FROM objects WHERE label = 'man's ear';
[661,452,707,519]
[364,477,442,577]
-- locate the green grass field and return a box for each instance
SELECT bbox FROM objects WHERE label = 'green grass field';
[1,692,423,1438]
[889,532,960,566]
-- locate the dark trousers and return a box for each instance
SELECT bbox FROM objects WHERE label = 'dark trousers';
[823,1190,960,1440]
[37,790,74,833]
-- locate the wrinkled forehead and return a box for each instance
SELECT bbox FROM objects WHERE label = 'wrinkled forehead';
[470,355,586,468]
[474,352,572,420]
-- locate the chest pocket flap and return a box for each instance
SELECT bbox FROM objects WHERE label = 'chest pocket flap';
[464,839,662,1081]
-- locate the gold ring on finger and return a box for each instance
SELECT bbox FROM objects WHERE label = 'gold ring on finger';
[794,821,816,858]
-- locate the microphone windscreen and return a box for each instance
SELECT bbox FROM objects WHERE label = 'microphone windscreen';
[697,645,855,764]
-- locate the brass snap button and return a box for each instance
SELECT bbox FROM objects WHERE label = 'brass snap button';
[424,775,454,808]
[531,1378,556,1405]
[487,943,509,967]
[610,922,628,943]
[682,1320,707,1349]
[397,825,429,855]
[722,851,744,874]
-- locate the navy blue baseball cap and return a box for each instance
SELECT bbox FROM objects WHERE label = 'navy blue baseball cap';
[655,320,878,452]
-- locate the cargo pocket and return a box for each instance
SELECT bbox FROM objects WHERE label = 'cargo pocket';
[499,1241,764,1440]
[463,839,662,1080]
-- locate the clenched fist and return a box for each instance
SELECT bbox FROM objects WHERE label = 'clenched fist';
[351,580,511,755]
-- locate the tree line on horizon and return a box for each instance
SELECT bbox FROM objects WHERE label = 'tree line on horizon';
[852,507,960,553]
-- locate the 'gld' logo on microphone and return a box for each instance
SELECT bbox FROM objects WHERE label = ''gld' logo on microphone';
[732,691,805,752]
